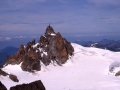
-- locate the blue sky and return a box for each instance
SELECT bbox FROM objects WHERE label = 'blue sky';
[0,0,120,41]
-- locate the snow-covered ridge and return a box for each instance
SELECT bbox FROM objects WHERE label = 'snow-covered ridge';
[1,43,120,90]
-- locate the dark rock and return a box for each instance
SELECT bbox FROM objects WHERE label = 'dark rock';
[38,25,74,65]
[21,48,41,72]
[0,81,7,90]
[19,44,25,55]
[0,69,8,76]
[9,74,19,82]
[21,56,41,72]
[5,42,41,72]
[41,54,50,66]
[0,69,19,82]
[45,24,56,35]
[63,38,74,56]
[51,32,68,64]
[39,35,48,48]
[31,39,36,45]
[27,48,38,60]
[115,71,120,76]
[25,42,32,53]
[5,45,25,65]
[10,80,46,90]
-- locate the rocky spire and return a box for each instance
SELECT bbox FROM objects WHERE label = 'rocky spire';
[45,24,56,35]
[4,25,74,72]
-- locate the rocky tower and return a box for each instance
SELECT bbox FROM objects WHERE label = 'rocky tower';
[4,25,74,72]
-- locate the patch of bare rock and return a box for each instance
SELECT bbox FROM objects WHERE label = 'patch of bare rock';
[0,81,7,90]
[10,80,45,90]
[0,80,45,90]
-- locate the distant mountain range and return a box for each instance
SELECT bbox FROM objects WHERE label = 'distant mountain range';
[74,39,120,52]
[0,46,18,66]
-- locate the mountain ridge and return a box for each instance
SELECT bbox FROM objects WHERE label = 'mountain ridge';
[1,26,120,90]
[0,46,18,66]
[74,39,120,52]
[4,25,74,72]
[1,43,120,90]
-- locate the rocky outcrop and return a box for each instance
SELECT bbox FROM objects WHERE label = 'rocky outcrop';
[10,80,46,90]
[63,38,75,55]
[115,71,120,76]
[0,69,19,82]
[4,25,74,72]
[50,32,68,64]
[0,80,45,90]
[0,69,8,76]
[5,44,25,65]
[0,81,7,90]
[5,40,41,72]
[38,25,74,65]
[45,24,56,35]
[9,74,19,82]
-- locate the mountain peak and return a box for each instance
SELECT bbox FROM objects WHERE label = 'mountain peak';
[45,25,56,35]
[4,25,74,72]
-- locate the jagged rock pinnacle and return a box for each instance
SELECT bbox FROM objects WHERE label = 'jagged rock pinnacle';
[4,25,74,72]
[45,25,56,35]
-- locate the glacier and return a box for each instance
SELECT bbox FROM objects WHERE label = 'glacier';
[1,43,120,90]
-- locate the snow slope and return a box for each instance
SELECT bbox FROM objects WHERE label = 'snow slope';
[1,43,120,90]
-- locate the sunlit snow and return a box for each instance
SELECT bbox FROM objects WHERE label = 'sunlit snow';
[1,43,120,90]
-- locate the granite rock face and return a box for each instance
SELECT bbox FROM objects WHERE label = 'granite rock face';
[5,44,25,65]
[50,32,68,64]
[38,25,74,65]
[21,47,41,72]
[4,25,74,72]
[5,40,41,72]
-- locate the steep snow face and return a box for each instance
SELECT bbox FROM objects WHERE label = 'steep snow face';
[1,43,120,90]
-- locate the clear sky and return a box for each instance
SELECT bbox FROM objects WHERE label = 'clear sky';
[0,0,120,42]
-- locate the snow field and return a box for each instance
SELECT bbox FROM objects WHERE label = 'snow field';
[1,43,120,90]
